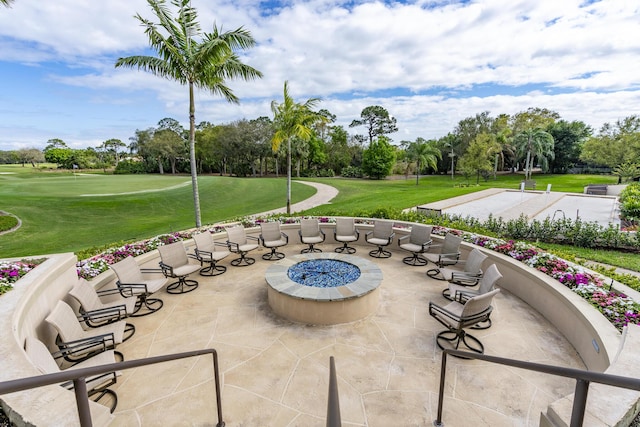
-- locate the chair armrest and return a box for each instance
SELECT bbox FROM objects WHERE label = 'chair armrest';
[226,241,240,252]
[195,249,213,260]
[281,232,289,243]
[247,235,260,242]
[214,242,228,248]
[116,282,150,297]
[57,333,117,355]
[420,239,433,250]
[78,305,128,323]
[96,287,125,298]
[159,262,174,277]
[398,234,410,243]
[428,301,461,325]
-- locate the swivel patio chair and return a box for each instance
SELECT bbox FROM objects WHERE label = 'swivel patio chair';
[226,225,260,266]
[299,218,326,253]
[398,224,433,266]
[25,336,120,413]
[429,248,487,285]
[158,241,200,294]
[68,278,137,328]
[192,231,231,276]
[425,233,463,278]
[45,300,133,362]
[259,221,289,261]
[334,217,359,254]
[365,220,395,258]
[429,288,501,355]
[110,256,165,317]
[443,263,502,301]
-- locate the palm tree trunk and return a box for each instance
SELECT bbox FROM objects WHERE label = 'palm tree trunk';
[287,139,291,214]
[188,82,202,227]
[525,151,531,181]
[416,161,420,185]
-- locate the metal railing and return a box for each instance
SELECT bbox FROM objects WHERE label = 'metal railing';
[434,349,640,427]
[326,356,341,427]
[0,348,224,427]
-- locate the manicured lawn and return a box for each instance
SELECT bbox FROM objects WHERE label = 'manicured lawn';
[0,167,315,257]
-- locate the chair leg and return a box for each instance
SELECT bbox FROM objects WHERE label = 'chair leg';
[262,247,285,261]
[436,329,485,355]
[402,253,427,266]
[335,242,356,254]
[301,243,322,254]
[427,268,446,280]
[199,262,226,276]
[230,250,256,266]
[131,296,163,317]
[123,323,135,341]
[166,277,199,294]
[89,388,118,413]
[368,245,391,258]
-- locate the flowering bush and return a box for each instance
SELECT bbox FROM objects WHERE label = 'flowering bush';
[0,259,45,296]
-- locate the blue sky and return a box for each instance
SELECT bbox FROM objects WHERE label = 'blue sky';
[0,0,639,151]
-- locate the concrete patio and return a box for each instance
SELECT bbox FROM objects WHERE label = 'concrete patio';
[109,241,584,427]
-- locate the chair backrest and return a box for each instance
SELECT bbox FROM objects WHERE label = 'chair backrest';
[226,225,247,245]
[193,232,215,254]
[45,300,86,343]
[461,288,500,318]
[110,256,145,285]
[260,222,282,241]
[335,218,355,236]
[464,248,488,275]
[478,264,502,294]
[300,218,320,237]
[24,336,60,374]
[441,233,462,254]
[158,242,189,268]
[410,224,432,245]
[372,220,393,239]
[68,278,102,312]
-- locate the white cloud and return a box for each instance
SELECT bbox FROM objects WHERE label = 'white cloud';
[0,0,639,150]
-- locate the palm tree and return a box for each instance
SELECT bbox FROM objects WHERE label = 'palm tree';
[1,0,14,7]
[115,0,262,227]
[513,128,554,180]
[407,138,441,185]
[271,81,322,214]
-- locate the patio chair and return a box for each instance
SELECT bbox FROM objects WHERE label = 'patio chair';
[25,336,120,413]
[259,221,289,261]
[45,300,133,362]
[365,220,395,258]
[68,278,137,328]
[334,218,359,254]
[158,241,200,294]
[226,225,260,266]
[398,224,432,266]
[192,232,231,276]
[429,289,501,355]
[425,233,463,278]
[443,263,502,301]
[429,248,487,284]
[110,256,165,317]
[299,218,326,253]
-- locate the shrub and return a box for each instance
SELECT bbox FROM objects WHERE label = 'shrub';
[0,215,18,232]
[620,183,640,222]
[340,166,363,178]
[114,159,148,174]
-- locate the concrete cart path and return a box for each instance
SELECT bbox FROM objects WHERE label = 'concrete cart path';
[252,181,339,217]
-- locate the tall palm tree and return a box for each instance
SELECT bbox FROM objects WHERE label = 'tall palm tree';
[115,0,262,227]
[1,0,14,7]
[407,137,441,185]
[513,128,554,180]
[271,81,322,214]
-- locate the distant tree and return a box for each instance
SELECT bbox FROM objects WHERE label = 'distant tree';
[271,81,323,213]
[100,138,127,167]
[458,133,501,184]
[580,116,640,168]
[43,139,72,167]
[325,126,350,175]
[406,138,441,185]
[453,111,494,156]
[510,107,560,135]
[115,0,262,227]
[362,136,396,179]
[513,128,554,180]
[16,148,44,166]
[547,120,591,173]
[613,162,640,183]
[349,105,398,145]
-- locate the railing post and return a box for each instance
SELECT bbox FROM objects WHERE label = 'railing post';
[569,379,590,427]
[211,351,225,427]
[433,351,448,427]
[72,378,93,427]
[326,356,341,427]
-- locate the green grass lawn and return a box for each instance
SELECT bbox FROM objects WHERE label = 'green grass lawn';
[0,166,315,257]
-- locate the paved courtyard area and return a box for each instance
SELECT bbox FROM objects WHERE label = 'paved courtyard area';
[111,242,584,427]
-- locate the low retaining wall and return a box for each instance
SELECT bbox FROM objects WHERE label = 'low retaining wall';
[0,218,632,426]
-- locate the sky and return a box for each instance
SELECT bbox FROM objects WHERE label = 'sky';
[0,0,639,152]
